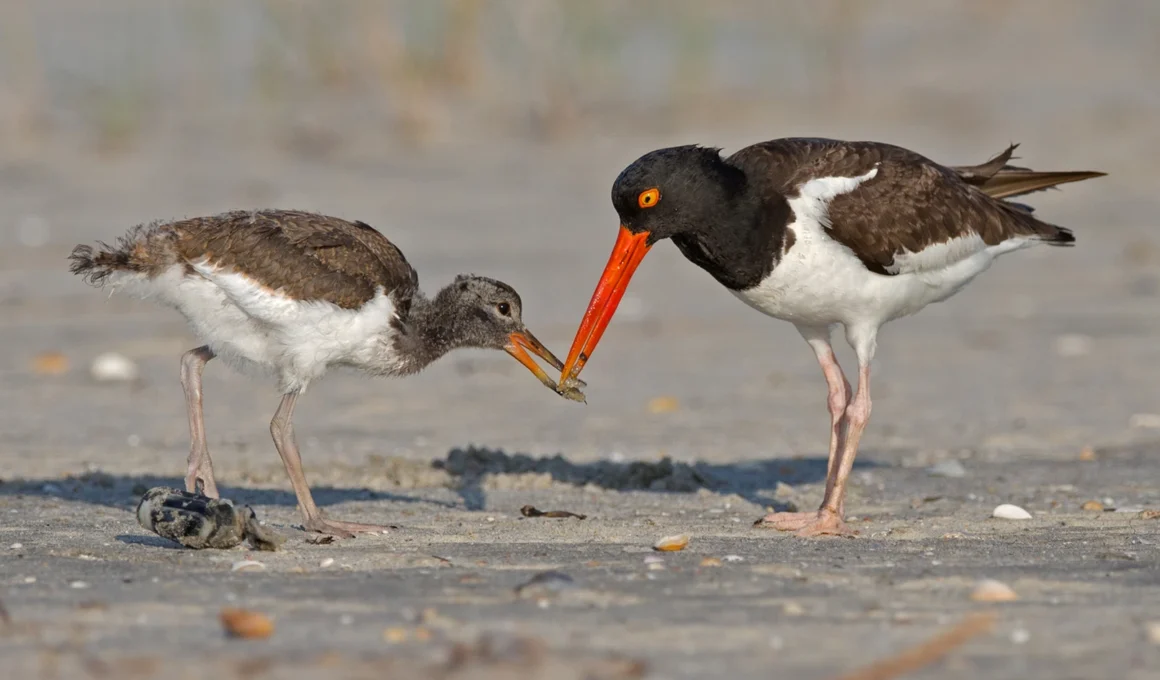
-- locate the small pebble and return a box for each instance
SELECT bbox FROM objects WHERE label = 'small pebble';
[700,557,723,567]
[1145,621,1160,645]
[927,460,966,478]
[723,555,744,562]
[1129,413,1160,429]
[31,352,69,376]
[647,562,666,571]
[1078,446,1097,461]
[383,627,408,643]
[1010,628,1031,644]
[23,576,36,584]
[1053,333,1091,357]
[320,558,335,568]
[90,352,139,382]
[992,504,1032,520]
[782,602,805,616]
[653,534,690,552]
[514,570,576,599]
[647,396,680,414]
[1081,500,1104,512]
[231,560,266,573]
[9,543,22,550]
[970,579,1018,602]
[69,581,89,589]
[220,608,274,639]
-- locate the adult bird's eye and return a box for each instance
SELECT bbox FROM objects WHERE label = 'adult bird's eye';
[497,302,511,316]
[638,187,660,209]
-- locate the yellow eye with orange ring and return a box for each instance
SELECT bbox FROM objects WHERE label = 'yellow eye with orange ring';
[637,188,660,209]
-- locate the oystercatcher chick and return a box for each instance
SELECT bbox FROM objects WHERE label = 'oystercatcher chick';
[70,209,578,538]
[557,139,1104,537]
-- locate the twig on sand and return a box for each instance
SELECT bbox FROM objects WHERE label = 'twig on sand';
[829,612,997,680]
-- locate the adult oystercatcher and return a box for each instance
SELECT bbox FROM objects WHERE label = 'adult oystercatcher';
[557,139,1104,537]
[70,209,580,537]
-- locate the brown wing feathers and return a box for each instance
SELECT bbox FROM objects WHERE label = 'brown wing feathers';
[69,210,418,311]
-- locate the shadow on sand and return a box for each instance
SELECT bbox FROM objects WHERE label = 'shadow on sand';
[0,445,888,518]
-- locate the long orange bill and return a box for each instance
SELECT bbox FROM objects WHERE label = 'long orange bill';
[505,329,580,391]
[559,225,652,385]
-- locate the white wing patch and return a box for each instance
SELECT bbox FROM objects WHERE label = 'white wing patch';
[886,232,988,275]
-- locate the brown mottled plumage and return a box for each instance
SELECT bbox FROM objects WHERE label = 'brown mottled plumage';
[71,209,419,311]
[70,209,578,538]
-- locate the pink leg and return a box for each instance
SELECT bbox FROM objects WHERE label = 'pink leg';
[762,328,852,531]
[794,362,872,537]
[180,346,219,498]
[269,391,393,538]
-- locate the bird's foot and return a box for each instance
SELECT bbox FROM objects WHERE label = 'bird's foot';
[184,465,220,499]
[303,516,393,539]
[758,509,857,538]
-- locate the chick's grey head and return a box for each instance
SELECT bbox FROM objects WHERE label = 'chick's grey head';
[429,274,585,402]
[437,275,525,349]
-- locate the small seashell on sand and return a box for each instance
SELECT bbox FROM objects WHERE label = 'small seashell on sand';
[1081,500,1104,512]
[970,579,1018,602]
[992,504,1031,520]
[231,560,266,573]
[653,534,690,551]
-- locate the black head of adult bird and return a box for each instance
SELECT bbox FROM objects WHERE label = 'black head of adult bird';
[557,138,1104,536]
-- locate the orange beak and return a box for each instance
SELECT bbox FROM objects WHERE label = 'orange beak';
[558,225,652,387]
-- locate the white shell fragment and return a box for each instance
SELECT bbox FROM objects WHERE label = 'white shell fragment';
[992,504,1032,520]
[90,352,140,382]
[231,560,266,573]
[653,534,690,552]
[971,579,1018,602]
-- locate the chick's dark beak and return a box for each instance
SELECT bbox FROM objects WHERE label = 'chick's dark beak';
[504,329,586,396]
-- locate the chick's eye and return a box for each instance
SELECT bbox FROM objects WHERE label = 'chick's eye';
[638,187,660,209]
[497,302,511,316]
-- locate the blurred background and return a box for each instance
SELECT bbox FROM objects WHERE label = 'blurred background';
[1,0,1158,482]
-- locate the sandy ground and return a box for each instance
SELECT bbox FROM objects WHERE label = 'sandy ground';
[3,7,1160,673]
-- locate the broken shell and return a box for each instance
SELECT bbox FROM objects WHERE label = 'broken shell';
[970,579,1018,602]
[220,608,274,639]
[1081,500,1104,512]
[700,557,723,567]
[992,504,1032,520]
[653,534,690,552]
[231,560,266,573]
[1137,509,1160,520]
[90,352,139,382]
[320,558,335,568]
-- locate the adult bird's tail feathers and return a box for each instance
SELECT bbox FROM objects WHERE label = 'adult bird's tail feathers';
[952,143,1106,201]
